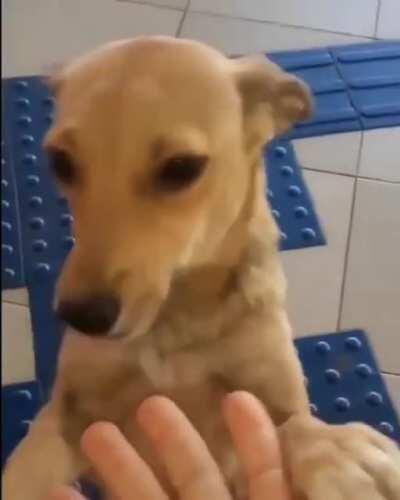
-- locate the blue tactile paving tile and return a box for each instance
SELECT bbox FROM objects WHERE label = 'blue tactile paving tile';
[266,140,325,251]
[332,42,400,130]
[1,133,24,289]
[2,381,42,468]
[269,48,361,139]
[2,77,73,287]
[295,330,400,443]
[269,41,400,138]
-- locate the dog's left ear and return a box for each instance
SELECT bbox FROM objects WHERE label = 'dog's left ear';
[232,56,313,149]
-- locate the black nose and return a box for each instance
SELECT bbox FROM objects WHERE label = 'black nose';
[57,294,120,335]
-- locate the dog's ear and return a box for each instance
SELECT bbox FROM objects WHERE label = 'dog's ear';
[232,56,313,149]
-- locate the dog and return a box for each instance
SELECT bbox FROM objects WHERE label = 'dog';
[3,36,400,500]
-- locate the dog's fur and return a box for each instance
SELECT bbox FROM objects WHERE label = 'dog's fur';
[3,37,400,500]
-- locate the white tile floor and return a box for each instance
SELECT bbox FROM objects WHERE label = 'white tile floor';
[2,1,399,411]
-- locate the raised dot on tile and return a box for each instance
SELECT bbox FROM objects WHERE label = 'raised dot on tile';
[280,231,287,240]
[20,134,35,147]
[62,236,75,250]
[29,217,45,230]
[26,174,40,186]
[15,97,30,109]
[315,341,331,355]
[355,363,373,378]
[28,196,43,208]
[267,189,274,200]
[310,403,318,415]
[17,115,32,127]
[378,422,394,435]
[4,268,15,278]
[294,206,309,218]
[32,239,48,252]
[366,391,383,406]
[19,420,32,435]
[288,185,302,197]
[274,146,287,158]
[2,179,9,188]
[335,397,350,412]
[15,389,33,402]
[2,244,13,255]
[42,96,55,107]
[2,199,10,209]
[34,262,51,278]
[45,114,53,125]
[22,153,37,166]
[301,228,316,241]
[272,209,280,219]
[2,221,12,231]
[345,336,362,351]
[325,369,341,383]
[281,165,294,177]
[57,196,68,206]
[14,80,28,91]
[60,213,73,226]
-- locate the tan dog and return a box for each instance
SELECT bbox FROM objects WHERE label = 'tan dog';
[3,37,400,500]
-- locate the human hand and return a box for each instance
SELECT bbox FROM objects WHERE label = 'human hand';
[49,391,291,500]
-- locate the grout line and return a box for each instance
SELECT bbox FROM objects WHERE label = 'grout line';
[335,133,364,331]
[382,371,400,377]
[187,9,377,40]
[302,165,400,185]
[176,0,190,37]
[116,0,186,12]
[374,0,383,38]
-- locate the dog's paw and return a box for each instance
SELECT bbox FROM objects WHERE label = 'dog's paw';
[280,415,400,500]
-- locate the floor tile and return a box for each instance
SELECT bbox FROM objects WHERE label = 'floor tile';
[341,180,400,374]
[120,0,188,9]
[180,13,368,55]
[2,0,182,77]
[189,0,378,37]
[1,302,35,386]
[2,288,29,307]
[359,128,400,182]
[293,132,362,176]
[281,170,354,337]
[376,0,400,38]
[384,374,400,417]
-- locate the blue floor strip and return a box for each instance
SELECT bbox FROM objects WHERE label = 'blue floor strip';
[1,129,25,289]
[269,41,400,138]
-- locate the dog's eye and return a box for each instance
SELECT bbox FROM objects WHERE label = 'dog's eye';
[48,149,76,185]
[156,155,208,192]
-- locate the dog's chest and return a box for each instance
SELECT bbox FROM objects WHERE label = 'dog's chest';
[59,335,230,449]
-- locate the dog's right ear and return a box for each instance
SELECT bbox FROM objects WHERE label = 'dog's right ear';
[231,56,313,151]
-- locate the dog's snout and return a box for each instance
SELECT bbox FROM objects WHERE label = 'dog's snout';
[56,294,120,335]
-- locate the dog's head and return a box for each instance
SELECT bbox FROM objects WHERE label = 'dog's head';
[46,37,312,340]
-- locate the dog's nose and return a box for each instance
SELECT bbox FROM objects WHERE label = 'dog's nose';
[56,294,120,335]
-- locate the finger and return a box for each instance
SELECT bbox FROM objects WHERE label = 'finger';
[223,391,291,500]
[81,422,168,500]
[137,396,232,500]
[349,441,400,500]
[48,485,86,500]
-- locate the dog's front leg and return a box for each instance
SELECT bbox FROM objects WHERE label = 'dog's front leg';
[220,307,310,424]
[220,309,400,500]
[2,403,85,500]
